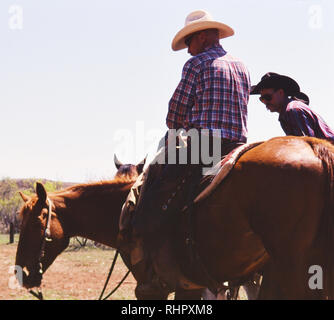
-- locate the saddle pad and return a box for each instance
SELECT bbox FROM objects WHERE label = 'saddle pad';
[193,142,263,204]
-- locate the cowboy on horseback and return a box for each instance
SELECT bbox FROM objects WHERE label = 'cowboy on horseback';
[118,9,251,298]
[251,72,334,141]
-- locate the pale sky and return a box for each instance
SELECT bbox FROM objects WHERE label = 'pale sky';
[1,0,333,182]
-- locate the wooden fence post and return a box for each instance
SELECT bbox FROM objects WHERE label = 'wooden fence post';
[9,222,14,244]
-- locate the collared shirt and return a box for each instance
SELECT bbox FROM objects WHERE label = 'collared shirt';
[166,44,250,142]
[279,100,334,141]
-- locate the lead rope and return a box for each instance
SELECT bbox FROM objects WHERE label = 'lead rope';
[28,197,53,300]
[98,250,130,300]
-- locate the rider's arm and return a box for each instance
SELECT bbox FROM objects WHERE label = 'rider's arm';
[283,107,316,137]
[166,59,199,129]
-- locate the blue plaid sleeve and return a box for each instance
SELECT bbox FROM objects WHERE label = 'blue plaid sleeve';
[284,107,315,136]
[166,59,200,129]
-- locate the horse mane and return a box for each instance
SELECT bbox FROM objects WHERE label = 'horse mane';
[50,176,136,199]
[17,176,136,221]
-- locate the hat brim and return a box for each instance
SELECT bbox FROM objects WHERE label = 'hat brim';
[172,21,234,51]
[250,75,300,96]
[293,92,309,105]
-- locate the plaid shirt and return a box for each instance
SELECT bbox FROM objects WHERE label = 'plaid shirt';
[279,100,334,142]
[166,44,250,142]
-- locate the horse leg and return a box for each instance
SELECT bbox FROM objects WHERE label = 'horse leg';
[258,255,326,300]
[258,256,308,300]
[240,273,262,300]
[257,261,282,299]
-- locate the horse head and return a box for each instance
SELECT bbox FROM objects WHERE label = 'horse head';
[114,154,147,180]
[15,182,69,289]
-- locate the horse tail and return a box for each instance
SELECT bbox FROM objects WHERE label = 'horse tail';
[308,138,334,298]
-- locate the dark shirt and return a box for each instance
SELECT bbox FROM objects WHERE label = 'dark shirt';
[279,100,334,142]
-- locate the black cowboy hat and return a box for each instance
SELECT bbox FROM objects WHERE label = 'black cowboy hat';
[250,72,300,96]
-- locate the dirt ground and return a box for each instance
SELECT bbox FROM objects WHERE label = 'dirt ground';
[1,236,249,300]
[0,238,137,300]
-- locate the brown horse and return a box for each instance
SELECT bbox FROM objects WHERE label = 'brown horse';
[14,156,145,291]
[14,156,203,299]
[113,154,146,180]
[131,136,334,299]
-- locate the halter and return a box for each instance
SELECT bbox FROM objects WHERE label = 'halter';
[44,197,53,240]
[28,197,53,300]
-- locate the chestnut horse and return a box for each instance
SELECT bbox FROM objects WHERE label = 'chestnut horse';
[14,156,203,299]
[131,136,334,299]
[15,157,142,290]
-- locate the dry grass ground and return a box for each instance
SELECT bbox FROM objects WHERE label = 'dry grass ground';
[0,234,137,300]
[1,234,249,301]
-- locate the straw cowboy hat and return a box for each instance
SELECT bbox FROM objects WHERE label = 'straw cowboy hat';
[172,10,234,51]
[250,72,300,96]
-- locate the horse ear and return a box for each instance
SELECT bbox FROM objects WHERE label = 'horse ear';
[36,182,47,203]
[114,154,123,170]
[136,155,147,174]
[19,191,30,203]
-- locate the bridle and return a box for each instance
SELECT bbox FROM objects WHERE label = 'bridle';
[26,196,129,301]
[39,197,53,268]
[28,197,53,300]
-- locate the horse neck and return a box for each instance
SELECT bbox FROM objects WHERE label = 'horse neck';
[52,181,133,248]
